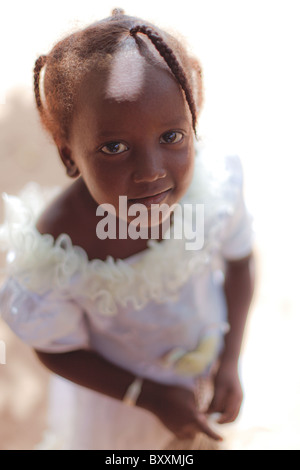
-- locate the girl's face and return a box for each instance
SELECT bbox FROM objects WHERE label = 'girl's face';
[65,61,195,225]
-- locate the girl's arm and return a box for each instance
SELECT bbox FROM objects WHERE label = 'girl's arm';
[208,252,255,423]
[35,348,222,441]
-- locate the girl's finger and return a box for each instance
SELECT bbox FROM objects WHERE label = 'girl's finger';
[197,413,223,441]
[207,389,226,414]
[217,399,241,424]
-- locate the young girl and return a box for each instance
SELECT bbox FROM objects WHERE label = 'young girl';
[0,9,254,450]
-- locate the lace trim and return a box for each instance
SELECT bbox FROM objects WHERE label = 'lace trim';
[0,150,241,315]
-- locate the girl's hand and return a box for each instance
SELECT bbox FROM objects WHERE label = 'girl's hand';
[207,360,243,424]
[139,381,222,441]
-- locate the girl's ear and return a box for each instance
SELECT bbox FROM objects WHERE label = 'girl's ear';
[57,144,80,178]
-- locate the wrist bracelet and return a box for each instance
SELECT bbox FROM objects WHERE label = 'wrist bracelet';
[123,377,143,406]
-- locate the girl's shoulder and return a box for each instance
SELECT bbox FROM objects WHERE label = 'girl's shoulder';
[0,182,105,302]
[0,180,101,290]
[36,178,94,240]
[36,178,105,262]
[36,185,74,240]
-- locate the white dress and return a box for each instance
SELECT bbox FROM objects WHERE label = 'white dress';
[0,144,253,450]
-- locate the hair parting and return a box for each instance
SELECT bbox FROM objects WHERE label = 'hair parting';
[130,25,198,132]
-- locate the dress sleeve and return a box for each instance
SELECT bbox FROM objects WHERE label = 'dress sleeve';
[219,156,254,260]
[0,277,90,353]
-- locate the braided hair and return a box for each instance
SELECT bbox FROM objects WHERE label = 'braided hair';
[130,26,198,131]
[34,10,203,143]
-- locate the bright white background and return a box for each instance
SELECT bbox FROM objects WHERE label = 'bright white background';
[1,0,300,449]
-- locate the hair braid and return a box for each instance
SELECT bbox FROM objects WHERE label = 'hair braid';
[130,25,197,132]
[33,55,47,110]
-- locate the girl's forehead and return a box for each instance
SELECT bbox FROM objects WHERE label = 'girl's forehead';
[71,63,190,137]
[78,60,183,110]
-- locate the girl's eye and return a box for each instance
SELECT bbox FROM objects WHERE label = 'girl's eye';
[100,142,128,155]
[160,131,184,145]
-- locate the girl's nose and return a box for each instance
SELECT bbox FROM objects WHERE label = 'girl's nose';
[132,151,167,183]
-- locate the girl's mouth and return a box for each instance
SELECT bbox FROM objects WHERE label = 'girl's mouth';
[127,189,172,208]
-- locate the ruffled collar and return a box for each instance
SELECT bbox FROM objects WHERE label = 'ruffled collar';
[0,144,241,315]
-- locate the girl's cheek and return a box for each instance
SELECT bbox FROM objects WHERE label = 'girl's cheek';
[83,166,127,205]
[176,147,195,181]
[178,153,195,195]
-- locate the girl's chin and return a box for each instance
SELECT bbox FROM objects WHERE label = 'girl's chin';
[127,204,174,226]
